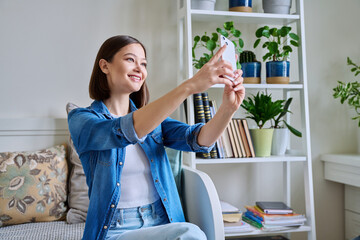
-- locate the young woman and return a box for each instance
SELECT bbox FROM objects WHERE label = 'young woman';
[68,35,245,240]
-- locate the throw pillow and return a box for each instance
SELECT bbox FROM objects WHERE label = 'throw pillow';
[66,102,89,224]
[0,144,68,227]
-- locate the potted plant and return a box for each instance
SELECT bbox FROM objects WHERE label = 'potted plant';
[333,57,360,126]
[191,0,216,11]
[241,92,280,157]
[271,97,302,155]
[192,21,244,70]
[229,0,252,12]
[262,0,291,14]
[239,50,261,84]
[254,25,299,84]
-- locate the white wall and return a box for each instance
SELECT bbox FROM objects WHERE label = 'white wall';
[305,0,360,239]
[0,0,177,118]
[1,0,360,239]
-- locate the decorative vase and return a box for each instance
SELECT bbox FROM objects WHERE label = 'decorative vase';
[262,0,292,14]
[229,0,252,12]
[249,128,274,157]
[271,128,289,155]
[241,62,261,84]
[191,0,216,10]
[266,61,290,84]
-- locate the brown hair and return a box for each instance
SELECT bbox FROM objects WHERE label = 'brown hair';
[89,35,149,108]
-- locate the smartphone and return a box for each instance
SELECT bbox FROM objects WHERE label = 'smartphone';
[220,35,236,81]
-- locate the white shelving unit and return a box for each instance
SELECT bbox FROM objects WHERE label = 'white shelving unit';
[176,0,316,239]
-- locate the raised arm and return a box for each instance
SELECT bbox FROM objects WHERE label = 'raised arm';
[197,69,245,147]
[133,45,235,139]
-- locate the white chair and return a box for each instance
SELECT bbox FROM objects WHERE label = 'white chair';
[182,166,225,240]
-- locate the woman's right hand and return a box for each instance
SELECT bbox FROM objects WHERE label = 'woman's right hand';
[185,45,235,94]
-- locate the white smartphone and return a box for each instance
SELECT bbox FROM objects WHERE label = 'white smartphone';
[220,35,236,81]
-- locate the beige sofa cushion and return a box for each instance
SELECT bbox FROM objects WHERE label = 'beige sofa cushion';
[66,102,89,224]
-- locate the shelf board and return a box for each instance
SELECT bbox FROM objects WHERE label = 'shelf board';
[190,10,300,25]
[225,225,311,238]
[212,83,303,89]
[195,155,307,164]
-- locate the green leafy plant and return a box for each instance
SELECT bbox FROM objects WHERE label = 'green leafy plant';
[253,26,300,62]
[192,21,244,69]
[241,92,302,137]
[333,57,360,126]
[241,92,283,129]
[272,98,302,137]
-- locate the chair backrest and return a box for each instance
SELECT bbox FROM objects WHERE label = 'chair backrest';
[165,147,183,196]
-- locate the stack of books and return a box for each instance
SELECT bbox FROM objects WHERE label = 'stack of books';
[221,201,254,234]
[243,201,307,232]
[193,92,255,159]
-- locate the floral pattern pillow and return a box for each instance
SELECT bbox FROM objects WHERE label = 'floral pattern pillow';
[0,145,68,227]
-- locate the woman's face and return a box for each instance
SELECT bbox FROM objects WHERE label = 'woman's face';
[103,43,147,96]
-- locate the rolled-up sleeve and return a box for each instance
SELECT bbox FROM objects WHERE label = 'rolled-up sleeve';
[186,123,215,152]
[161,118,215,153]
[120,112,147,143]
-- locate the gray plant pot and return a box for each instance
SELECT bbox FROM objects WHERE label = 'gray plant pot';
[262,0,291,14]
[191,0,216,10]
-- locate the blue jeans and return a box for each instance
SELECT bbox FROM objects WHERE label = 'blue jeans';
[105,199,207,240]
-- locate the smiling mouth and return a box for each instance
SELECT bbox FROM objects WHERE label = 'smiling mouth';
[128,75,142,82]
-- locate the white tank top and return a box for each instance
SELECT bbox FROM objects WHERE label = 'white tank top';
[117,143,160,208]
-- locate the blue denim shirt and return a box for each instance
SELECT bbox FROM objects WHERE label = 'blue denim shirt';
[68,100,213,240]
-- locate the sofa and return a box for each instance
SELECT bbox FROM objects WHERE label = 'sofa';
[0,118,224,240]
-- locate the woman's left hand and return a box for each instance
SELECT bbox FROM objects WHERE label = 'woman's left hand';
[222,69,245,113]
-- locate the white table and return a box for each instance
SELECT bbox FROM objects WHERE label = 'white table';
[321,154,360,240]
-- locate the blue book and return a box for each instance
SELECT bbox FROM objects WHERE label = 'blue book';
[244,211,262,225]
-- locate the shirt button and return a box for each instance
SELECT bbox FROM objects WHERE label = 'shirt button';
[119,162,123,165]
[117,183,120,186]
[155,179,159,183]
[163,198,167,202]
[111,204,115,208]
[171,218,173,222]
[151,159,154,162]
[103,226,108,229]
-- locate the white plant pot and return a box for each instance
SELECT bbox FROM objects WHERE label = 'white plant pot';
[271,128,289,155]
[191,0,216,10]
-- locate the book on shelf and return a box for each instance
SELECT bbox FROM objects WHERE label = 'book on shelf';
[202,92,218,158]
[256,201,294,215]
[245,205,305,221]
[221,125,234,158]
[232,119,246,157]
[229,120,242,158]
[209,100,225,158]
[224,220,254,234]
[226,122,239,158]
[193,93,210,159]
[241,118,255,157]
[225,118,255,158]
[236,119,252,157]
[192,93,256,159]
[220,200,242,223]
[242,215,262,229]
[244,204,306,231]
